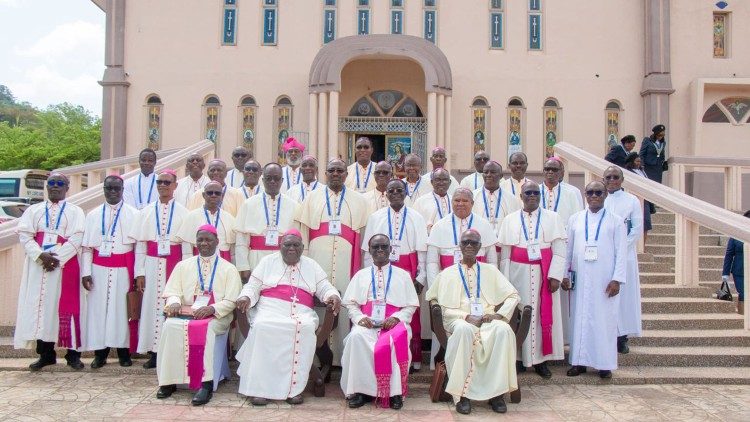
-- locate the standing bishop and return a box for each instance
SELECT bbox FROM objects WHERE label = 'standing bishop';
[174,153,210,206]
[123,148,158,210]
[362,161,396,213]
[238,160,264,200]
[225,146,251,189]
[460,151,490,191]
[176,181,236,262]
[472,161,520,256]
[403,154,433,202]
[413,168,453,233]
[288,155,324,203]
[345,137,376,193]
[281,137,305,193]
[500,152,532,205]
[187,160,245,217]
[420,147,460,195]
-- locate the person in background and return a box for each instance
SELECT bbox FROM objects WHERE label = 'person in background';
[460,151,490,191]
[225,146,252,189]
[722,210,750,315]
[625,152,653,244]
[605,135,637,168]
[640,124,667,184]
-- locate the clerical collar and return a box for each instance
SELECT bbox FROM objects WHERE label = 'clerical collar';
[199,251,219,262]
[48,199,66,206]
[461,260,478,268]
[107,201,123,209]
[141,171,153,178]
[485,186,499,193]
[159,197,173,204]
[203,206,219,214]
[544,181,559,190]
[588,207,604,214]
[374,262,391,271]
[524,208,539,216]
[191,174,205,182]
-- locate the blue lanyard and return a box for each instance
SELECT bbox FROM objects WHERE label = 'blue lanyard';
[45,201,67,231]
[138,173,155,207]
[370,265,393,302]
[356,162,373,190]
[433,193,451,219]
[457,262,481,301]
[286,167,301,190]
[242,184,260,199]
[474,173,479,190]
[585,209,606,243]
[387,207,407,241]
[325,187,346,218]
[300,181,318,201]
[520,210,542,242]
[196,256,219,293]
[482,189,502,220]
[405,178,421,199]
[451,213,474,246]
[230,169,238,187]
[203,207,221,229]
[541,183,562,212]
[101,203,122,238]
[155,200,176,237]
[262,193,281,227]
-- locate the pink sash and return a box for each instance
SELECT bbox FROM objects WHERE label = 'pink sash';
[438,254,487,270]
[34,232,81,349]
[145,241,182,279]
[187,293,215,390]
[309,222,362,278]
[392,252,421,362]
[249,235,280,251]
[510,246,554,355]
[260,285,314,309]
[191,247,232,262]
[92,249,138,352]
[361,301,409,408]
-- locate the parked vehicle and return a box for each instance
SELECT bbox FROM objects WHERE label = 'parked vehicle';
[0,200,29,224]
[0,169,50,204]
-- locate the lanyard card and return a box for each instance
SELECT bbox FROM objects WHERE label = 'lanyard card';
[265,227,279,247]
[371,300,387,324]
[99,239,114,257]
[470,300,483,317]
[584,245,598,262]
[191,293,211,311]
[329,218,342,236]
[389,241,400,262]
[157,237,172,257]
[453,248,463,263]
[527,241,541,261]
[42,230,58,250]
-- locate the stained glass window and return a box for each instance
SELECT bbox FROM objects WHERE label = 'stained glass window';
[543,98,560,159]
[471,98,489,154]
[323,1,336,44]
[605,101,621,150]
[146,95,162,150]
[262,2,278,46]
[274,96,293,163]
[507,98,524,160]
[203,96,221,144]
[424,1,437,43]
[391,0,404,35]
[239,96,257,153]
[713,13,727,58]
[222,1,237,45]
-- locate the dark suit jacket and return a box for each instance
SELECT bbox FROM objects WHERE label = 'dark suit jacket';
[723,238,744,279]
[605,145,628,167]
[639,137,666,183]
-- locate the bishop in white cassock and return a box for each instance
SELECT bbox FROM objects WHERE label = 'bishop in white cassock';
[130,170,190,368]
[499,152,533,206]
[421,147,460,196]
[403,154,433,202]
[81,176,138,368]
[342,235,419,410]
[175,181,236,263]
[345,136,376,194]
[413,168,453,233]
[238,160,264,201]
[471,161,520,252]
[459,151,490,191]
[155,224,241,406]
[362,161,396,214]
[225,146,251,189]
[602,166,643,353]
[498,181,567,378]
[563,181,627,378]
[288,155,323,204]
[297,159,368,365]
[235,231,341,406]
[123,148,157,210]
[14,173,87,371]
[426,229,520,415]
[280,137,305,193]
[187,160,245,217]
[174,153,210,206]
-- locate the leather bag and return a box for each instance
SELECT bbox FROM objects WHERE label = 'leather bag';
[717,279,733,302]
[429,361,451,403]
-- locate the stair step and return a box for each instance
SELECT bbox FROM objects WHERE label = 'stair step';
[639,273,676,284]
[641,297,736,313]
[700,268,723,280]
[642,313,744,330]
[700,245,727,255]
[647,234,724,246]
[646,246,725,256]
[640,285,712,298]
[630,329,750,347]
[700,256,724,267]
[644,245,675,255]
[651,254,675,265]
[650,224,675,234]
[618,346,750,367]
[637,252,655,263]
[651,213,675,224]
[639,262,674,273]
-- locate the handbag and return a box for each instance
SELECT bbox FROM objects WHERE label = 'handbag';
[662,161,669,171]
[716,279,733,302]
[429,361,452,402]
[127,290,143,320]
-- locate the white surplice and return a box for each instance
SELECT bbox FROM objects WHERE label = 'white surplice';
[460,172,484,191]
[561,181,584,211]
[288,180,323,204]
[499,177,533,206]
[498,208,567,366]
[345,162,376,193]
[362,188,389,215]
[472,186,521,240]
[412,192,452,233]
[565,208,627,371]
[340,264,419,397]
[123,172,157,210]
[224,168,245,189]
[281,165,303,193]
[421,172,460,196]
[236,254,339,399]
[604,189,643,337]
[174,207,236,260]
[186,186,245,217]
[402,177,433,203]
[238,184,263,201]
[174,175,210,206]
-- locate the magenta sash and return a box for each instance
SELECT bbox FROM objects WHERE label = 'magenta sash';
[249,235,280,251]
[392,252,421,362]
[438,254,487,270]
[260,285,314,309]
[510,246,554,355]
[187,293,215,390]
[145,241,182,279]
[35,232,81,349]
[309,222,362,278]
[191,246,231,262]
[361,301,410,408]
[92,249,138,352]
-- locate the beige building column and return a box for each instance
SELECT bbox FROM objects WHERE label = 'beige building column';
[437,94,445,149]
[444,95,452,152]
[641,0,674,143]
[328,91,339,160]
[317,92,328,177]
[98,0,129,159]
[427,92,437,155]
[308,93,318,158]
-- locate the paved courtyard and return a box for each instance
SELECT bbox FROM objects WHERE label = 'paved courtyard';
[0,371,748,421]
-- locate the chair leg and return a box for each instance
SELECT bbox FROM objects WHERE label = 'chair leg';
[509,388,522,404]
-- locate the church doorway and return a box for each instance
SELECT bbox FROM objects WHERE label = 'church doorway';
[354,133,386,162]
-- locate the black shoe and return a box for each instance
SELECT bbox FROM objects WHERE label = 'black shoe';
[119,358,133,367]
[191,381,213,406]
[117,348,132,367]
[489,395,507,413]
[455,397,471,415]
[286,394,304,405]
[347,393,372,409]
[599,370,612,379]
[250,397,269,406]
[29,357,56,372]
[533,362,552,379]
[90,356,107,369]
[566,365,587,377]
[617,336,630,354]
[142,353,157,369]
[389,395,403,410]
[156,385,176,399]
[516,361,527,373]
[66,359,84,370]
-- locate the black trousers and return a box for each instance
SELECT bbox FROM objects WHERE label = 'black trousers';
[35,340,80,362]
[94,347,131,361]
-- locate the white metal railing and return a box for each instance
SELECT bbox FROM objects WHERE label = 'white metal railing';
[555,142,750,330]
[669,156,750,212]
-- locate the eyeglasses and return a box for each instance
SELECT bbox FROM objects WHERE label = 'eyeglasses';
[523,190,541,196]
[264,176,282,182]
[355,145,371,150]
[387,188,405,194]
[47,180,67,187]
[373,170,391,175]
[370,244,390,251]
[543,167,560,173]
[204,191,223,197]
[187,158,203,163]
[155,180,173,186]
[475,157,490,162]
[104,186,122,192]
[327,168,346,174]
[460,240,481,247]
[244,167,260,172]
[604,175,621,180]
[232,153,248,158]
[585,190,605,197]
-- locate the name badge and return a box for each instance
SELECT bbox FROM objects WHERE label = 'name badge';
[358,188,366,194]
[265,227,279,247]
[191,293,211,311]
[453,248,463,263]
[157,237,171,257]
[584,245,598,262]
[329,219,341,236]
[470,300,483,317]
[389,241,400,262]
[527,241,541,261]
[99,239,114,257]
[371,301,386,324]
[42,230,58,250]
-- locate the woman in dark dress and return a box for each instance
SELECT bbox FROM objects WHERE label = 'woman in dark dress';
[625,152,653,242]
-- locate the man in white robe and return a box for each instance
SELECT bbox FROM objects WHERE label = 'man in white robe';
[225,146,251,188]
[472,161,520,258]
[235,231,341,405]
[500,152,533,205]
[342,235,419,410]
[362,161,394,213]
[426,230,520,415]
[297,158,368,365]
[459,150,490,191]
[176,181,236,262]
[602,166,643,353]
[187,159,245,217]
[14,173,86,370]
[558,158,585,210]
[413,168,452,233]
[281,137,305,193]
[155,225,241,406]
[288,155,324,203]
[131,169,190,369]
[402,153,432,202]
[420,147,460,196]
[345,136,376,193]
[82,175,138,368]
[123,148,157,210]
[238,160,264,200]
[563,180,627,379]
[174,153,210,206]
[499,181,566,378]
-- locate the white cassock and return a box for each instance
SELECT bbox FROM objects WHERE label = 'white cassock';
[412,192,452,233]
[472,186,521,252]
[565,208,627,371]
[341,264,419,400]
[460,172,484,191]
[123,172,157,210]
[288,181,324,204]
[236,254,340,399]
[421,172,460,196]
[157,255,241,386]
[297,187,368,364]
[604,189,643,337]
[498,208,567,366]
[130,199,190,353]
[238,184,263,201]
[425,262,520,402]
[224,168,246,189]
[561,181,584,211]
[402,177,433,203]
[81,201,137,351]
[500,177,534,207]
[234,192,300,273]
[174,207,236,262]
[174,175,210,206]
[187,186,245,217]
[345,162,376,193]
[14,200,86,350]
[281,165,302,193]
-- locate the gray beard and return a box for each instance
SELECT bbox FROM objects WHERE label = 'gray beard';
[286,155,302,167]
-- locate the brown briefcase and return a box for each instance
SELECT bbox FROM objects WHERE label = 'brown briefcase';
[127,290,143,320]
[429,361,451,402]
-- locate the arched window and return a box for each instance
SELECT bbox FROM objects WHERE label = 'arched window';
[274,96,294,163]
[605,100,621,150]
[238,96,257,153]
[471,97,490,155]
[348,91,423,117]
[202,95,221,144]
[543,98,561,159]
[145,95,163,150]
[702,97,750,124]
[507,97,525,159]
